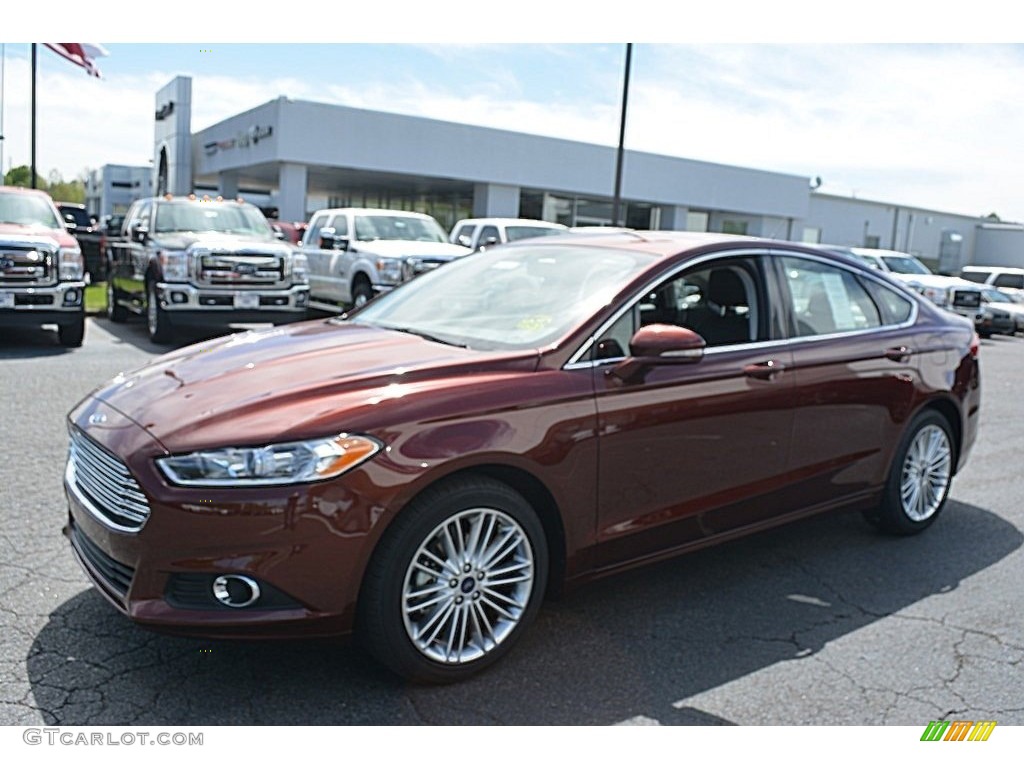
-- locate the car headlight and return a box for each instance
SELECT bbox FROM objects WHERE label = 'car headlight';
[376,257,403,285]
[158,250,189,281]
[58,247,84,281]
[155,434,382,486]
[291,252,309,282]
[919,286,947,306]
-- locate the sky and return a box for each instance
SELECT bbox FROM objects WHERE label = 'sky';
[2,3,1023,222]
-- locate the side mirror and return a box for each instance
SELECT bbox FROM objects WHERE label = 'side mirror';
[131,224,149,243]
[456,234,473,248]
[318,227,349,251]
[482,236,499,247]
[611,324,706,383]
[272,226,286,240]
[63,214,78,232]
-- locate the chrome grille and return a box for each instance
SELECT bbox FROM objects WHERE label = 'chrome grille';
[196,251,287,287]
[68,428,151,531]
[0,243,56,286]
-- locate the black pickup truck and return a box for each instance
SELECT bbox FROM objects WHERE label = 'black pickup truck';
[106,195,310,343]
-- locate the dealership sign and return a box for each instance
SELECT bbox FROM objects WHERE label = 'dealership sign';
[204,125,274,156]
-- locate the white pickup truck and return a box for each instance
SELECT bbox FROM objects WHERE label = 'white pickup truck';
[301,208,470,307]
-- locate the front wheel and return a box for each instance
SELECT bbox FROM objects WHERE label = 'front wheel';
[147,283,174,344]
[865,410,954,535]
[358,477,548,683]
[57,315,85,347]
[107,278,127,322]
[351,276,373,309]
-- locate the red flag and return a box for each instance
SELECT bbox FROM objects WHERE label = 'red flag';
[43,43,109,78]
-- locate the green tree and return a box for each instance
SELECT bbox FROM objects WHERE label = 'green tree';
[3,165,44,190]
[2,166,85,203]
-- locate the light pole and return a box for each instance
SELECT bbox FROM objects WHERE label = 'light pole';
[611,43,632,227]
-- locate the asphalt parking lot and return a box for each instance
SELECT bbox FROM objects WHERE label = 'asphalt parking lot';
[1,317,1022,726]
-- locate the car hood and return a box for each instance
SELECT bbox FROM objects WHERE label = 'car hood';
[151,232,291,253]
[0,223,76,249]
[90,320,538,452]
[349,240,471,259]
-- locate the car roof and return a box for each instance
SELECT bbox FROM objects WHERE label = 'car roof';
[454,218,567,228]
[0,185,53,199]
[963,265,1024,275]
[312,208,437,219]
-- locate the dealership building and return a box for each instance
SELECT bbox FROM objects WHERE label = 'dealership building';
[92,76,1024,271]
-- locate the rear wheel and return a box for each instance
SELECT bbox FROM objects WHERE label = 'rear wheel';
[358,477,548,683]
[865,410,954,535]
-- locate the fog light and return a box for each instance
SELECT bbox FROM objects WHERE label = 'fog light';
[171,291,188,304]
[63,288,82,306]
[295,291,309,308]
[212,574,261,608]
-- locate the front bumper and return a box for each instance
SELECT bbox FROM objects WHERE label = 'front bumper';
[154,282,309,325]
[62,398,381,639]
[0,281,85,326]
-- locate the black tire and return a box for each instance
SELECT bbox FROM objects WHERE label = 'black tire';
[57,315,85,347]
[107,278,127,322]
[864,410,955,535]
[358,476,548,684]
[146,282,174,344]
[351,276,373,309]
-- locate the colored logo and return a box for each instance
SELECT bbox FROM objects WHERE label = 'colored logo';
[920,720,996,742]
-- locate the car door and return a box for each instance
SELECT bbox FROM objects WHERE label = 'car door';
[302,213,331,299]
[589,251,795,570]
[325,213,353,302]
[771,251,920,511]
[118,200,151,310]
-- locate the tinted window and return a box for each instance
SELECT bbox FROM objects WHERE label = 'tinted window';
[782,257,882,336]
[592,256,764,359]
[305,213,329,246]
[478,226,501,246]
[59,206,92,228]
[959,270,989,285]
[505,226,564,242]
[328,214,349,238]
[862,277,914,325]
[993,272,1024,290]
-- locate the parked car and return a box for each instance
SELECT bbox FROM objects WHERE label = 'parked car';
[106,195,310,343]
[300,208,471,307]
[959,265,1024,301]
[269,219,307,245]
[56,202,104,282]
[449,217,567,250]
[64,232,980,683]
[1,186,86,346]
[979,287,1024,335]
[824,246,985,329]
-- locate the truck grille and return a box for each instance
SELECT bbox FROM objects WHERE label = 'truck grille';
[68,428,151,531]
[196,251,287,288]
[952,289,982,309]
[0,243,56,287]
[68,520,135,604]
[404,257,448,278]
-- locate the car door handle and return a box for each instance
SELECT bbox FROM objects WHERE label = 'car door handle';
[884,346,913,362]
[744,360,785,380]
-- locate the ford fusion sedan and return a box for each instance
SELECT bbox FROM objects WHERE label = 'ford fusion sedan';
[64,232,980,683]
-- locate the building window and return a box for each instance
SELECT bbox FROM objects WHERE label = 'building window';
[721,220,749,236]
[686,211,709,232]
[801,227,822,244]
[864,235,881,248]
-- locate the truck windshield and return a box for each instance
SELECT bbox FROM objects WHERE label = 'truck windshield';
[353,215,447,243]
[154,202,274,236]
[0,192,62,229]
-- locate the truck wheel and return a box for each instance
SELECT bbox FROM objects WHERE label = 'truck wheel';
[351,276,373,309]
[107,279,127,322]
[147,283,174,344]
[58,315,86,348]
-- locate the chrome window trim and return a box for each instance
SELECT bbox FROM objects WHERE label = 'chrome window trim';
[564,246,921,371]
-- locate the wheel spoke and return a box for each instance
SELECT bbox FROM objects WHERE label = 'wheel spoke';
[486,571,533,587]
[482,531,524,571]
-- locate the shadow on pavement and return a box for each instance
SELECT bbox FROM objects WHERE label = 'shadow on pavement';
[27,500,1020,725]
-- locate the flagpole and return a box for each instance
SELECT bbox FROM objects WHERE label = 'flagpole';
[31,43,37,189]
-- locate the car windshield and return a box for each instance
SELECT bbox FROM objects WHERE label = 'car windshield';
[153,201,274,236]
[354,215,447,243]
[880,255,931,275]
[983,287,1018,303]
[505,226,565,242]
[0,192,62,229]
[353,244,657,350]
